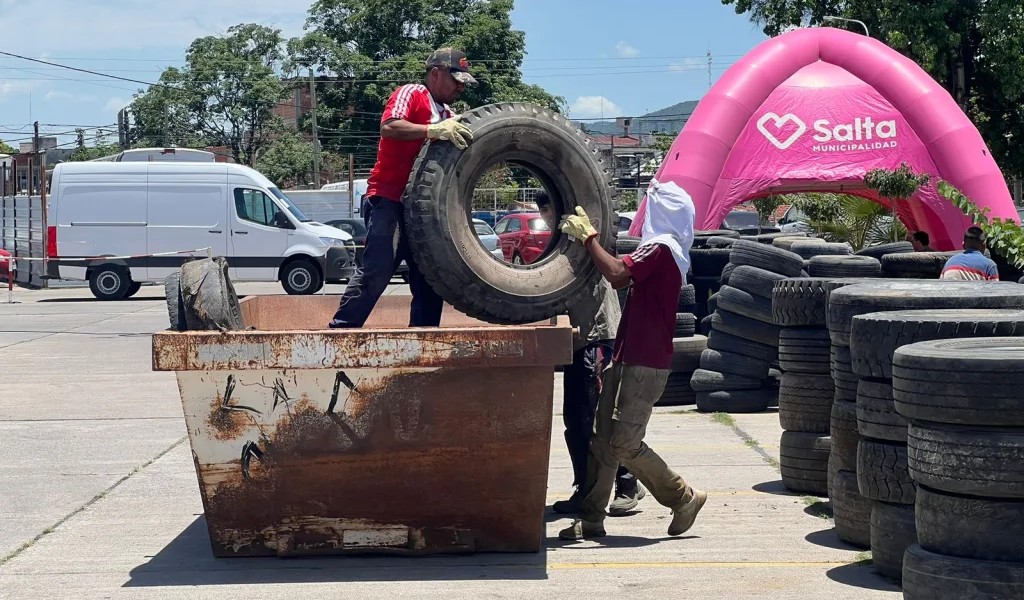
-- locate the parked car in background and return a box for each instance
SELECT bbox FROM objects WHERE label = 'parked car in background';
[722,209,778,234]
[494,212,552,265]
[617,211,637,233]
[778,204,812,233]
[325,218,368,265]
[473,218,505,262]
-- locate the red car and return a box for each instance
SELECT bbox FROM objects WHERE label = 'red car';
[493,212,552,265]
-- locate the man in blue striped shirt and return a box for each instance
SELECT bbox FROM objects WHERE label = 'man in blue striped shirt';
[940,226,999,281]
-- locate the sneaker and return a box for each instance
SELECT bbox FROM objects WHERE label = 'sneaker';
[608,482,647,516]
[668,489,707,536]
[558,519,607,541]
[552,489,583,514]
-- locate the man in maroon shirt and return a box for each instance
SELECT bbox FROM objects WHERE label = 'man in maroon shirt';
[557,181,706,540]
[329,48,476,328]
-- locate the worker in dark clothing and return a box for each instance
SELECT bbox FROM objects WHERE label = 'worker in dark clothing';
[907,231,935,252]
[534,192,643,516]
[329,48,476,328]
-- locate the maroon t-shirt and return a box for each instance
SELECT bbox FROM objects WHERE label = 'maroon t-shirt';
[612,244,682,370]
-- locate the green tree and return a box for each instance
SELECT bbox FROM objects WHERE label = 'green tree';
[752,195,785,232]
[864,162,930,241]
[129,24,290,165]
[0,141,16,155]
[288,0,564,171]
[721,0,1024,179]
[256,131,319,188]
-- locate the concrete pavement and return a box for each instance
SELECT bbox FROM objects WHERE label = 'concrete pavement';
[0,282,902,599]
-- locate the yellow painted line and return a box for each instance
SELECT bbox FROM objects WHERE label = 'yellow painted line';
[550,561,852,570]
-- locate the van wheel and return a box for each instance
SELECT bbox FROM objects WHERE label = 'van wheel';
[89,266,131,300]
[124,282,142,298]
[281,259,323,295]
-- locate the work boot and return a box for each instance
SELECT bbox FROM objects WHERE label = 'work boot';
[558,519,606,541]
[608,481,647,516]
[552,489,583,514]
[668,489,708,536]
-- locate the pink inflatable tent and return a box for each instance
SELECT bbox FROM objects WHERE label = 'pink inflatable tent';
[628,27,1017,251]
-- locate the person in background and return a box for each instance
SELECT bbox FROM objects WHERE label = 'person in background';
[533,192,644,517]
[907,231,935,252]
[556,181,707,541]
[940,226,999,281]
[329,48,476,329]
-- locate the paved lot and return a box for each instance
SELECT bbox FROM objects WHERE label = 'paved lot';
[0,282,902,599]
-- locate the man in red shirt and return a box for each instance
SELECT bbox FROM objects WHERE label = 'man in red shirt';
[556,181,707,540]
[329,48,476,328]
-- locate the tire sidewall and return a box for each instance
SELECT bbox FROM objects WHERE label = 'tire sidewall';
[90,266,129,300]
[282,260,322,295]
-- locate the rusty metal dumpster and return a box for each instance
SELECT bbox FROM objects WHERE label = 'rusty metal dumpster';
[152,294,572,557]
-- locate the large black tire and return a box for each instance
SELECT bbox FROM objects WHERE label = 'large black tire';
[830,344,859,403]
[830,399,859,472]
[857,438,916,504]
[677,283,696,306]
[710,309,781,347]
[280,258,324,295]
[855,241,915,259]
[689,368,763,392]
[870,501,917,582]
[698,314,713,335]
[727,265,787,299]
[88,264,132,301]
[778,372,834,433]
[916,485,1024,563]
[719,262,736,286]
[777,327,831,374]
[690,248,732,277]
[164,272,187,331]
[881,251,957,279]
[903,544,1024,600]
[704,235,738,248]
[773,236,822,251]
[826,280,1024,346]
[807,255,882,278]
[695,388,774,413]
[790,241,853,259]
[771,278,830,327]
[699,348,770,379]
[404,102,613,324]
[671,336,706,373]
[893,337,1024,426]
[705,328,778,363]
[729,240,804,277]
[615,235,641,256]
[828,464,871,548]
[716,285,775,324]
[673,312,697,338]
[657,372,697,406]
[693,229,740,247]
[179,258,244,331]
[124,281,142,298]
[855,379,906,443]
[780,431,830,495]
[909,421,1024,499]
[850,309,1024,380]
[756,231,806,243]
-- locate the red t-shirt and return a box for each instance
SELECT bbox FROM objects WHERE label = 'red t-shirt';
[366,84,452,202]
[612,244,682,370]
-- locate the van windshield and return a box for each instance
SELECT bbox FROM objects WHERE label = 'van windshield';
[269,187,312,222]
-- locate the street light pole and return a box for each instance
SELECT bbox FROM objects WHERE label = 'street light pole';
[308,67,321,187]
[822,15,869,37]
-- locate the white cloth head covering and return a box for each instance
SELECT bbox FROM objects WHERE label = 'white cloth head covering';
[639,178,695,282]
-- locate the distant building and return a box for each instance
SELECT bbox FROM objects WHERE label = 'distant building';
[587,134,657,188]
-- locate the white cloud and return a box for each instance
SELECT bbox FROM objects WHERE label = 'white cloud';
[45,90,96,103]
[668,58,705,73]
[569,96,624,120]
[0,80,39,98]
[104,97,128,112]
[615,41,639,58]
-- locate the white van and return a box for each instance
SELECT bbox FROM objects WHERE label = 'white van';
[45,161,357,299]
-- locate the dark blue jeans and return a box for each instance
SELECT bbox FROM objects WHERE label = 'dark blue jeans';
[564,341,633,489]
[329,197,443,328]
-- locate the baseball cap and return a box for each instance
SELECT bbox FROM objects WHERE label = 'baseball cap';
[426,48,478,85]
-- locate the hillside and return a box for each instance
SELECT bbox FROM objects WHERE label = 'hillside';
[576,100,699,136]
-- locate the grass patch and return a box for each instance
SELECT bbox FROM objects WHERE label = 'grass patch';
[802,498,833,520]
[667,408,698,415]
[744,438,759,448]
[801,496,820,507]
[711,412,736,427]
[854,551,873,563]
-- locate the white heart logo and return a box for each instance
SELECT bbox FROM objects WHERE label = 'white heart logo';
[756,112,807,150]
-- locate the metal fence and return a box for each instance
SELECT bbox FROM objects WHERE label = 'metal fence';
[0,195,47,287]
[471,187,645,224]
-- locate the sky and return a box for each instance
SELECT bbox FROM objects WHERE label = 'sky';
[0,0,770,149]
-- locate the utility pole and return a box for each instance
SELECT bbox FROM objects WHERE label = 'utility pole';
[348,153,354,215]
[707,46,713,90]
[32,121,40,195]
[309,68,321,187]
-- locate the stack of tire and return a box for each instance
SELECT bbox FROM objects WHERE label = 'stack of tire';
[693,240,803,414]
[771,277,834,496]
[689,230,739,320]
[828,281,1024,581]
[880,251,958,279]
[894,338,1024,598]
[659,289,703,407]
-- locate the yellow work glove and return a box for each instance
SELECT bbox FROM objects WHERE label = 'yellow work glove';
[559,206,598,243]
[427,118,473,150]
